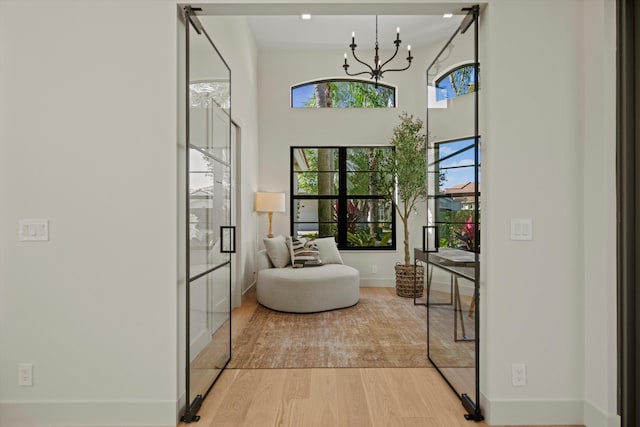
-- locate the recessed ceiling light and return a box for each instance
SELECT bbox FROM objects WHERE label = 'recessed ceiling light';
[301,14,311,20]
[443,13,454,18]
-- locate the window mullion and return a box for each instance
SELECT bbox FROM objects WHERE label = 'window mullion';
[338,147,348,248]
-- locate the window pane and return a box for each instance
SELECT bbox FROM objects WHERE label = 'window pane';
[435,64,478,102]
[435,218,478,252]
[293,172,339,195]
[292,223,338,240]
[346,147,393,196]
[292,148,338,172]
[346,222,393,248]
[436,138,479,193]
[346,172,391,196]
[291,80,396,108]
[345,198,393,223]
[431,137,480,252]
[293,199,338,239]
[346,147,392,171]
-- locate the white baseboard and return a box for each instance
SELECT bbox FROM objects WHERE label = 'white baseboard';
[241,281,255,303]
[480,394,621,427]
[0,400,176,427]
[358,279,474,296]
[584,400,621,427]
[481,395,583,425]
[190,327,211,363]
[358,277,394,287]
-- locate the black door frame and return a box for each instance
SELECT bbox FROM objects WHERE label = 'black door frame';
[616,1,639,426]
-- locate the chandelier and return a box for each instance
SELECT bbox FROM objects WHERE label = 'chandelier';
[342,15,413,87]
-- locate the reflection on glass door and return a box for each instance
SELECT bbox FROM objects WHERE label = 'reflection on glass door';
[424,5,482,422]
[182,6,233,423]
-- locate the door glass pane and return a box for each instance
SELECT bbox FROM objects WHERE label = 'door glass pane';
[186,12,231,412]
[188,264,231,399]
[425,9,481,417]
[189,149,231,277]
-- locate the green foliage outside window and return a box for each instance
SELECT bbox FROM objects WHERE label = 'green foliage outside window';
[292,80,396,108]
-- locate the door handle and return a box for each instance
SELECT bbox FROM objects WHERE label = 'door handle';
[220,226,236,253]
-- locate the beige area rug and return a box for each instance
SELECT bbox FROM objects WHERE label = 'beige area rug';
[229,292,433,369]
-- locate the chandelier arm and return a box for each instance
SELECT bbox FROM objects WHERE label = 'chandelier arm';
[350,49,376,74]
[379,60,413,74]
[378,44,401,70]
[344,69,375,77]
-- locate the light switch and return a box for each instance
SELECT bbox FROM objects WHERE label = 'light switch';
[19,219,49,241]
[510,218,532,241]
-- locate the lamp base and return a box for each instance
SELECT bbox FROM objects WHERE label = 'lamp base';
[267,212,274,238]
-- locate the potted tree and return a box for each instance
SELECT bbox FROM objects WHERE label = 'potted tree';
[381,112,427,297]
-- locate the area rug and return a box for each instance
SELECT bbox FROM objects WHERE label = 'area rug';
[228,295,433,369]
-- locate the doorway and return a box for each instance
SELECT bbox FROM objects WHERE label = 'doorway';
[178,2,481,422]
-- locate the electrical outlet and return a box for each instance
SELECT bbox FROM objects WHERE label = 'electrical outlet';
[511,363,526,386]
[372,265,377,274]
[19,363,33,386]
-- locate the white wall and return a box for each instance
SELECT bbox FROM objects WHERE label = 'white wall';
[0,0,179,425]
[480,0,617,426]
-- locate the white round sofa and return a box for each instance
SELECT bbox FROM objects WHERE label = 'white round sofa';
[256,249,360,313]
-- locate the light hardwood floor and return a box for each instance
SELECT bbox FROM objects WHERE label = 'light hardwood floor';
[180,288,583,427]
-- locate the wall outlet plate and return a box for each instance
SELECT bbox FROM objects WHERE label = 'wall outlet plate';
[19,363,33,386]
[511,363,526,386]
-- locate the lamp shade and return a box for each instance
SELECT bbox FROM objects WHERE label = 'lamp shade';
[255,192,286,213]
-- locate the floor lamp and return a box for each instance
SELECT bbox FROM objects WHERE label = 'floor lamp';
[255,192,286,238]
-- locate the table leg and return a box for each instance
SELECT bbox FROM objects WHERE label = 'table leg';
[454,276,474,342]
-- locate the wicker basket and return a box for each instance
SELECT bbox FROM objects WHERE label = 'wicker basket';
[395,263,425,298]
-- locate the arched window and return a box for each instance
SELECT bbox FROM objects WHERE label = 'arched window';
[435,63,478,102]
[291,79,396,108]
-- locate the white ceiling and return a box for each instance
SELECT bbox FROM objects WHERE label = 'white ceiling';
[246,15,464,50]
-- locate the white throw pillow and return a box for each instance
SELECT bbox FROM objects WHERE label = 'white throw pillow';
[315,237,343,264]
[263,235,290,268]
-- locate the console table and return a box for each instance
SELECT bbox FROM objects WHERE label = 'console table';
[414,248,477,341]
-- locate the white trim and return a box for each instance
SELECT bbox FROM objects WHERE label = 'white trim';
[358,277,394,287]
[189,326,212,363]
[482,397,584,426]
[480,396,621,427]
[241,281,256,304]
[584,400,621,427]
[0,400,176,427]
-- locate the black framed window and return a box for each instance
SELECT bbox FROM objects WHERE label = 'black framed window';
[291,79,396,108]
[291,146,395,250]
